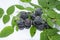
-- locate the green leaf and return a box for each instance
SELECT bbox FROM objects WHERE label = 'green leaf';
[11,16,19,31]
[15,5,25,10]
[16,26,18,31]
[56,19,60,26]
[7,5,15,15]
[47,10,57,18]
[44,28,58,36]
[3,15,10,24]
[40,28,58,40]
[0,8,4,18]
[25,7,34,11]
[0,26,14,37]
[47,0,56,8]
[20,0,31,3]
[41,13,48,21]
[55,1,60,10]
[56,5,60,10]
[48,0,56,4]
[30,25,36,37]
[38,0,48,8]
[47,18,54,27]
[40,32,49,40]
[56,14,60,19]
[29,3,40,8]
[11,17,17,28]
[50,34,60,40]
[47,10,56,18]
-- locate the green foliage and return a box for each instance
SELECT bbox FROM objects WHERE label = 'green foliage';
[38,0,57,9]
[47,0,57,8]
[55,14,60,19]
[30,25,36,37]
[25,7,34,11]
[16,26,19,31]
[41,11,48,21]
[40,28,59,40]
[0,26,14,38]
[38,0,48,8]
[55,1,60,10]
[44,28,59,36]
[29,3,40,8]
[40,32,49,40]
[3,15,10,24]
[11,16,19,31]
[15,5,25,10]
[55,19,60,26]
[20,0,31,3]
[11,17,17,28]
[0,8,4,18]
[7,5,15,15]
[50,34,60,40]
[56,5,60,10]
[47,18,54,27]
[47,10,57,18]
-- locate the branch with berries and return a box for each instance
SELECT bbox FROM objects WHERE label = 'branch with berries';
[0,0,60,40]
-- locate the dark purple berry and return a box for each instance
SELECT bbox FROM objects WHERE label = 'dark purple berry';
[24,19,31,29]
[44,22,51,29]
[17,19,25,30]
[35,8,42,16]
[33,16,43,25]
[36,24,45,30]
[20,11,28,20]
[30,14,36,20]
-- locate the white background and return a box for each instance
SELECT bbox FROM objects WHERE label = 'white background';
[0,0,41,40]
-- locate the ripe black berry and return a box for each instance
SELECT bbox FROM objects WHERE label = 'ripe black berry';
[44,22,51,29]
[24,19,31,29]
[35,8,42,16]
[33,16,43,25]
[17,19,25,30]
[20,11,28,20]
[30,14,36,20]
[36,24,45,30]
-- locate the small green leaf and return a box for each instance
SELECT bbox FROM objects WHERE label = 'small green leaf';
[48,0,56,4]
[47,10,56,18]
[25,7,34,11]
[15,5,25,10]
[29,3,40,8]
[50,34,60,40]
[11,17,17,28]
[47,18,54,27]
[56,14,60,19]
[38,0,48,8]
[16,26,18,31]
[42,13,48,21]
[44,28,58,36]
[3,15,10,24]
[0,8,4,18]
[47,0,56,8]
[7,5,15,15]
[11,16,19,31]
[56,5,60,10]
[55,1,60,10]
[0,26,14,37]
[40,32,49,40]
[30,25,36,37]
[56,19,60,26]
[40,28,58,40]
[20,0,31,3]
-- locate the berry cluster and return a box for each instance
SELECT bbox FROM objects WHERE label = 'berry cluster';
[17,8,51,30]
